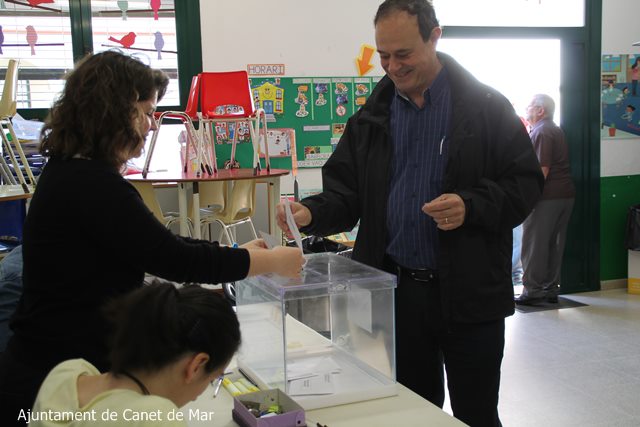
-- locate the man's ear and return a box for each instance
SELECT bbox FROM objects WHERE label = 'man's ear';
[430,26,442,44]
[184,352,210,384]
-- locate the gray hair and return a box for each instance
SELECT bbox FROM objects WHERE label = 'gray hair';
[532,94,556,120]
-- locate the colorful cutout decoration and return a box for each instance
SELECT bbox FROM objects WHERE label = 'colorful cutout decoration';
[117,0,128,20]
[108,31,136,48]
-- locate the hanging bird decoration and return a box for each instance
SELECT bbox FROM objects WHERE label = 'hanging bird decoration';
[150,0,161,21]
[108,32,136,49]
[27,0,54,6]
[26,25,38,55]
[154,31,164,60]
[0,26,4,54]
[117,0,129,21]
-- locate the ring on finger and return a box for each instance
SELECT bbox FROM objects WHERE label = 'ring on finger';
[445,217,449,224]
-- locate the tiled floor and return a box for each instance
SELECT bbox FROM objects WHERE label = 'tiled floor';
[444,288,640,426]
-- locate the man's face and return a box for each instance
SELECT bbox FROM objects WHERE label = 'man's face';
[375,11,440,100]
[526,100,543,124]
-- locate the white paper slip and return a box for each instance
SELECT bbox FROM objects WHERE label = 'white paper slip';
[288,372,334,396]
[284,198,304,251]
[258,230,281,249]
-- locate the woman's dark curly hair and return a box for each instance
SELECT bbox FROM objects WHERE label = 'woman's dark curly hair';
[40,50,169,168]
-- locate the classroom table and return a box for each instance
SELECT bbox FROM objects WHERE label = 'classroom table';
[127,169,290,239]
[181,374,468,427]
[0,184,34,202]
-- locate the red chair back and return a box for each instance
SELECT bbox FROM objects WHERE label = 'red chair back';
[184,74,201,119]
[199,71,256,119]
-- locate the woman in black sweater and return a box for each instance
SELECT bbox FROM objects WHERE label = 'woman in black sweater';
[0,51,304,425]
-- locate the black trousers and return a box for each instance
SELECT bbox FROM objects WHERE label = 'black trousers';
[394,269,504,427]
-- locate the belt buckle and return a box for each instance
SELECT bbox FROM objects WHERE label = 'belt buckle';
[402,267,435,283]
[411,270,434,283]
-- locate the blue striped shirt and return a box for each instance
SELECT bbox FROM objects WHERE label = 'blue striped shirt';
[386,68,451,269]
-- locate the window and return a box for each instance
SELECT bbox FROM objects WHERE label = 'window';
[0,0,73,108]
[89,0,179,106]
[0,0,201,117]
[438,38,561,122]
[602,55,622,73]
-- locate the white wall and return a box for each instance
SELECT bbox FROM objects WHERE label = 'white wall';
[601,0,640,177]
[199,0,383,76]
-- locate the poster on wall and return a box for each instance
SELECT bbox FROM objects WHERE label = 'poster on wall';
[206,75,382,171]
[602,54,640,138]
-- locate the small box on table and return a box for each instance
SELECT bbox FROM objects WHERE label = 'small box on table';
[232,389,305,427]
[235,252,397,410]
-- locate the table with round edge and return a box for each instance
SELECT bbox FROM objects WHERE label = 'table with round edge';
[126,169,290,239]
[0,184,34,203]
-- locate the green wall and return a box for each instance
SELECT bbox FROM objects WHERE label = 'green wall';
[600,174,640,280]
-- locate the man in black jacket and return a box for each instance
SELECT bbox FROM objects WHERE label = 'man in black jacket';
[277,1,543,425]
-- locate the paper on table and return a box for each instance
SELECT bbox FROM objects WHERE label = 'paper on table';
[283,198,304,250]
[287,356,342,380]
[288,372,335,396]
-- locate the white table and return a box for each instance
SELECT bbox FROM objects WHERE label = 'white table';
[181,378,467,427]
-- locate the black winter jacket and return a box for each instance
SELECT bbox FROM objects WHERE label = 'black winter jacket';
[301,53,544,323]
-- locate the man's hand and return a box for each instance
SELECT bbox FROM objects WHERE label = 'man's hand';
[276,201,312,239]
[422,193,466,230]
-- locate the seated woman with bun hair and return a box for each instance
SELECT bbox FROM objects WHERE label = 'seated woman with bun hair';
[31,282,240,427]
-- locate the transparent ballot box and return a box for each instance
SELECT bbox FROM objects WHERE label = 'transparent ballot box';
[235,253,397,410]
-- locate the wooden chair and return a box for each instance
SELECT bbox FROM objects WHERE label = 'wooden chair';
[212,180,258,246]
[188,181,226,240]
[130,181,192,235]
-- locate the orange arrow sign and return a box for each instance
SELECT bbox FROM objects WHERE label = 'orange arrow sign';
[356,44,376,76]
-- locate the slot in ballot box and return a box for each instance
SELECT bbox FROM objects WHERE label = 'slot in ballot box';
[235,253,397,410]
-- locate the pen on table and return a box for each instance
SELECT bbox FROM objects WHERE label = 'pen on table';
[238,367,260,388]
[213,371,233,396]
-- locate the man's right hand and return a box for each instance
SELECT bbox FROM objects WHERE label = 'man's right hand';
[276,201,312,239]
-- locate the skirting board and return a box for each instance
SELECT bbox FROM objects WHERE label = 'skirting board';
[600,279,627,290]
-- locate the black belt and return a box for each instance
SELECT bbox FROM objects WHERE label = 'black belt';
[384,256,438,284]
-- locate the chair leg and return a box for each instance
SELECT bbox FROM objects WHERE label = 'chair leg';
[0,122,28,192]
[6,120,36,185]
[258,109,270,172]
[247,217,259,240]
[248,118,260,173]
[0,149,17,185]
[143,117,162,177]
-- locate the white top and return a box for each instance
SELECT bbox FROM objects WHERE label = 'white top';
[28,359,187,427]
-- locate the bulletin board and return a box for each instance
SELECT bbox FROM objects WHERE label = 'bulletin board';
[213,75,382,170]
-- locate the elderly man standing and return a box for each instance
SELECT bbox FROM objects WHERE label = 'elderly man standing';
[277,1,543,425]
[516,94,575,305]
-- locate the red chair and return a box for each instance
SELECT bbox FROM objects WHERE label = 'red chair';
[198,71,270,174]
[142,75,215,177]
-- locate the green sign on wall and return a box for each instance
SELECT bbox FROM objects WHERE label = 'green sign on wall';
[213,76,382,170]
